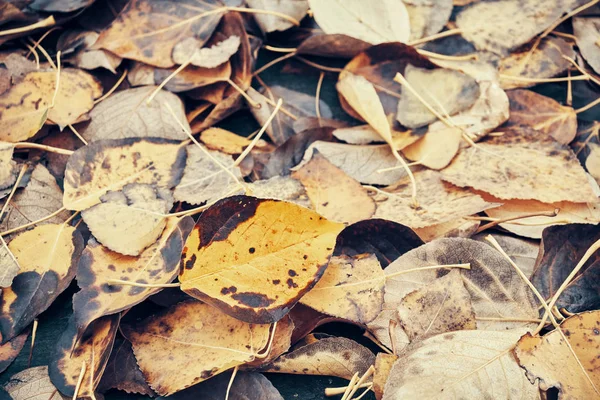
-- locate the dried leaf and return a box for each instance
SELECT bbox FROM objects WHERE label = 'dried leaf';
[262,335,375,380]
[81,184,174,256]
[153,62,231,92]
[573,17,600,75]
[246,176,312,208]
[29,0,93,12]
[73,216,194,338]
[0,69,102,142]
[63,138,187,211]
[503,89,577,144]
[200,127,271,155]
[81,86,190,142]
[49,315,120,397]
[0,238,19,288]
[474,232,539,279]
[373,353,397,400]
[247,0,308,33]
[382,329,538,399]
[397,270,476,342]
[300,254,384,324]
[296,33,370,59]
[0,224,83,342]
[0,142,17,191]
[124,300,271,396]
[308,0,410,44]
[405,0,452,40]
[180,195,344,323]
[95,0,225,68]
[173,145,242,206]
[373,169,499,229]
[4,366,65,400]
[0,330,28,374]
[173,35,240,68]
[291,152,376,224]
[413,218,480,242]
[441,129,598,203]
[98,339,155,396]
[515,311,600,399]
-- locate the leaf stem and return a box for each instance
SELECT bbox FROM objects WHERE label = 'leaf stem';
[407,28,463,46]
[475,208,559,233]
[0,207,67,237]
[13,143,74,155]
[95,69,128,104]
[0,16,55,37]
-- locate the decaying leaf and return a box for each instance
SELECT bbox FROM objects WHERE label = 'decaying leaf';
[73,216,193,339]
[95,0,225,68]
[0,330,29,374]
[98,339,155,396]
[63,138,187,211]
[308,0,410,44]
[503,89,577,144]
[4,366,65,400]
[180,195,344,323]
[291,152,376,224]
[0,224,83,342]
[475,232,539,279]
[81,86,190,142]
[0,69,102,142]
[49,314,120,397]
[441,129,598,203]
[300,254,384,324]
[173,145,242,206]
[573,17,600,75]
[0,142,17,191]
[397,270,477,342]
[124,300,271,396]
[383,329,538,399]
[247,0,308,33]
[262,335,375,380]
[373,169,499,229]
[515,311,600,399]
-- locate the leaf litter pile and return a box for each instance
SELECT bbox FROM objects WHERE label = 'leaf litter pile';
[0,0,599,399]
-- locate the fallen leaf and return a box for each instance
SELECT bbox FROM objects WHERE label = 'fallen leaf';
[72,216,194,339]
[63,138,187,211]
[0,330,29,374]
[4,366,65,400]
[397,270,476,341]
[503,89,577,144]
[246,176,312,208]
[474,232,539,279]
[98,338,155,396]
[0,237,19,288]
[372,169,499,229]
[573,17,600,75]
[373,353,397,400]
[308,0,410,44]
[0,142,17,191]
[441,128,598,203]
[456,0,572,55]
[295,33,371,59]
[300,254,384,324]
[396,65,480,129]
[382,329,538,399]
[245,315,294,368]
[0,223,83,342]
[179,195,344,323]
[94,0,225,68]
[124,299,271,396]
[152,62,231,92]
[40,130,80,181]
[0,69,102,142]
[498,37,576,89]
[247,0,308,33]
[405,0,453,40]
[173,35,240,68]
[57,30,122,74]
[81,86,190,142]
[200,127,271,155]
[413,218,480,242]
[402,126,463,170]
[29,0,93,12]
[531,224,600,313]
[173,145,242,206]
[515,311,600,399]
[262,335,375,380]
[81,184,174,256]
[49,314,120,397]
[332,125,384,145]
[291,152,376,224]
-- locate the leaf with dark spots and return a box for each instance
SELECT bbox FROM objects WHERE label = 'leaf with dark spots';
[63,138,187,211]
[73,216,193,342]
[0,224,83,343]
[0,328,29,374]
[334,219,423,268]
[179,195,344,324]
[98,338,155,396]
[531,224,600,313]
[123,300,271,396]
[49,314,120,397]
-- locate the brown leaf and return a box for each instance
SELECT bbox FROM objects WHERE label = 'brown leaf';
[4,366,66,400]
[57,30,122,74]
[262,335,375,380]
[152,62,231,92]
[301,254,384,324]
[291,152,376,224]
[0,224,83,342]
[0,329,29,374]
[245,314,294,367]
[247,0,308,33]
[63,138,187,211]
[397,270,476,342]
[124,299,271,396]
[503,89,577,144]
[81,86,190,142]
[372,169,499,229]
[413,218,480,242]
[94,0,225,68]
[49,314,120,397]
[498,37,576,89]
[73,216,193,339]
[0,69,102,142]
[441,128,598,203]
[201,127,272,154]
[180,195,344,323]
[173,35,240,68]
[98,338,155,396]
[573,17,600,75]
[296,33,371,59]
[373,353,397,400]
[515,311,600,399]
